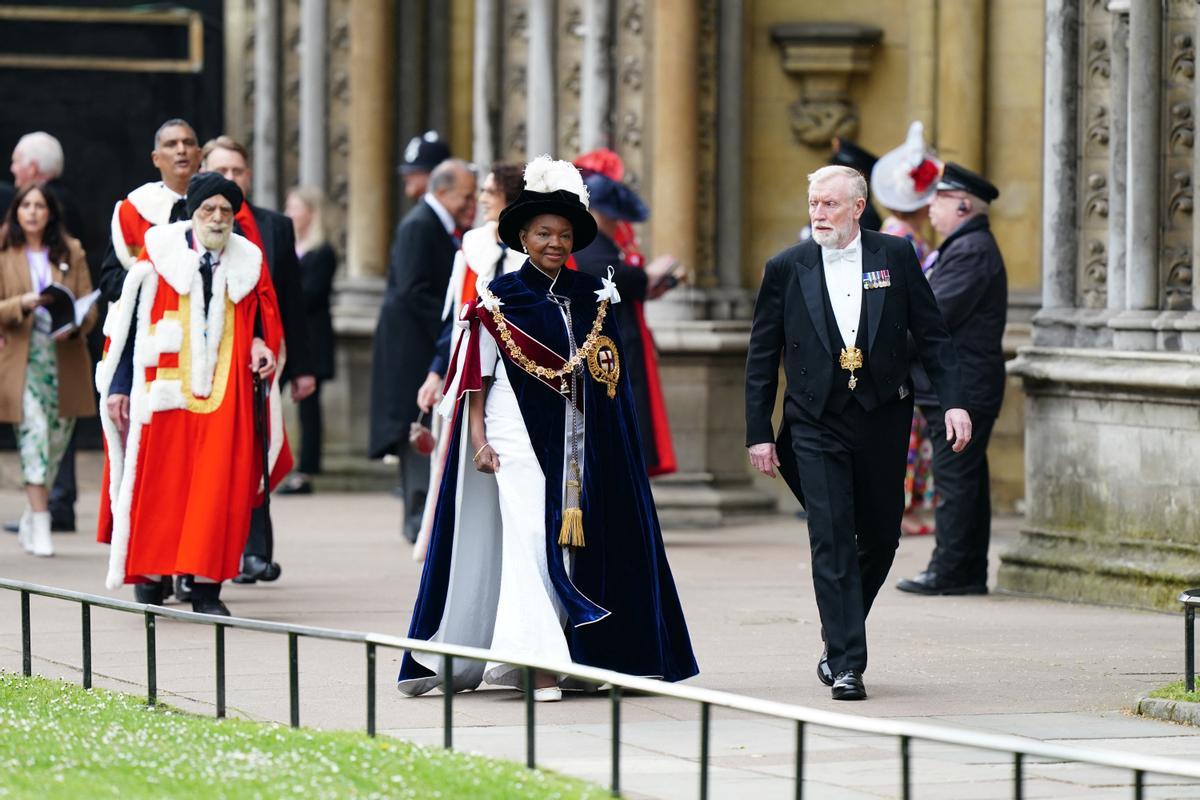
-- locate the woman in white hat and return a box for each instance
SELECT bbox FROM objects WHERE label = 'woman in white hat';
[398,156,698,702]
[871,122,942,537]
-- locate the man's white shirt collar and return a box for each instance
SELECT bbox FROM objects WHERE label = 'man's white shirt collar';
[423,192,456,235]
[821,231,862,265]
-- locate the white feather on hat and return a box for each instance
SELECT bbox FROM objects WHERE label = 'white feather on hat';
[524,154,590,208]
[870,122,941,213]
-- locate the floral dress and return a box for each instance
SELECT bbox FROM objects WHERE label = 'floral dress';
[16,249,74,486]
[881,217,935,520]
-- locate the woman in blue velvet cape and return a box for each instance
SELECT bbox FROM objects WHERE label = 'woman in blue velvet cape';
[398,159,697,697]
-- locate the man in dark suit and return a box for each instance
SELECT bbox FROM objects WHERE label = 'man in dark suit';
[199,136,316,584]
[897,163,1007,597]
[745,165,973,701]
[370,159,476,542]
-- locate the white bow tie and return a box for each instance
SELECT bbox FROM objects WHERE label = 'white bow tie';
[823,245,858,264]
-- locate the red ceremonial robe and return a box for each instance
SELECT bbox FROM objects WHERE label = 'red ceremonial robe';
[109,181,180,268]
[96,222,287,588]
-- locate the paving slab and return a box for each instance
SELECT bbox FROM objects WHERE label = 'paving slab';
[1,456,1199,797]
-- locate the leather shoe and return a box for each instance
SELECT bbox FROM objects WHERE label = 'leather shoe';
[134,576,173,606]
[817,646,833,687]
[2,521,17,534]
[192,598,231,616]
[832,670,866,701]
[50,516,75,533]
[276,475,313,495]
[233,554,282,584]
[896,571,987,596]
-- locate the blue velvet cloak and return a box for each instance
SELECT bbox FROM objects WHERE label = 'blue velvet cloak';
[398,261,698,686]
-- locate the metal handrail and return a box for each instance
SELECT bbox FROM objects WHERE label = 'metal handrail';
[8,577,1200,799]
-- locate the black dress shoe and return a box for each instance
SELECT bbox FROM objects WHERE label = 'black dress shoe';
[3,521,17,534]
[896,571,987,596]
[50,516,75,533]
[832,670,866,701]
[276,475,313,495]
[817,646,833,687]
[135,578,166,604]
[190,583,231,616]
[233,554,282,584]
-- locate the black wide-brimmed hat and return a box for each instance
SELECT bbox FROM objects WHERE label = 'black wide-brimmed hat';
[497,157,598,252]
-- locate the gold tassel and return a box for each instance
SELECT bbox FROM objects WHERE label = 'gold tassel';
[558,461,585,548]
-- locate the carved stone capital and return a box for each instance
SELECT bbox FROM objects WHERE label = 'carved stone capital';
[769,22,883,148]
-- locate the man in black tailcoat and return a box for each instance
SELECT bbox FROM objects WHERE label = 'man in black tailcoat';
[897,163,1008,597]
[744,165,973,701]
[369,159,477,542]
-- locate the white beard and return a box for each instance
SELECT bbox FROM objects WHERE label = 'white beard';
[195,225,231,251]
[811,221,854,249]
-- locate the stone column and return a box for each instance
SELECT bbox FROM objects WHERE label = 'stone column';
[253,0,281,209]
[472,0,498,168]
[649,0,698,276]
[1112,0,1161,350]
[346,0,395,279]
[579,0,612,152]
[1106,2,1129,313]
[299,0,327,189]
[715,0,744,293]
[935,0,986,170]
[526,0,556,157]
[1033,0,1080,346]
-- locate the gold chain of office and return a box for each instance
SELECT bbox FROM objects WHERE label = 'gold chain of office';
[484,294,610,384]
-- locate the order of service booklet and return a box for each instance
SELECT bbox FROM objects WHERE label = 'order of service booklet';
[38,282,101,338]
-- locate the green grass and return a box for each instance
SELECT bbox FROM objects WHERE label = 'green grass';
[1149,680,1200,704]
[0,673,605,799]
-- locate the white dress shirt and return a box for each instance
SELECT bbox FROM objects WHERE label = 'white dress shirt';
[821,231,863,348]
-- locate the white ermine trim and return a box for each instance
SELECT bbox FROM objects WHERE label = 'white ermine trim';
[96,262,156,395]
[144,222,198,296]
[125,181,177,226]
[110,201,134,270]
[152,318,183,354]
[147,380,186,412]
[266,343,288,483]
[221,233,262,303]
[101,270,159,590]
[190,265,227,399]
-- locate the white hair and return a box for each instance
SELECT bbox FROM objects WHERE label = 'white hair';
[807,164,868,203]
[13,132,64,179]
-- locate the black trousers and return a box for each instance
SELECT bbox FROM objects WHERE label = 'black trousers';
[245,505,272,560]
[920,405,997,588]
[48,430,77,525]
[398,445,429,543]
[297,381,323,475]
[789,391,913,675]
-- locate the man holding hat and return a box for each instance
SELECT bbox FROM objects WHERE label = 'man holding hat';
[96,172,287,616]
[399,130,451,201]
[897,162,1008,596]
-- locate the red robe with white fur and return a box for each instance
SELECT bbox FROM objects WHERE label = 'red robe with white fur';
[96,221,290,588]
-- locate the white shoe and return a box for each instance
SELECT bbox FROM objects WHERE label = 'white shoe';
[29,511,53,557]
[532,687,562,703]
[16,507,33,553]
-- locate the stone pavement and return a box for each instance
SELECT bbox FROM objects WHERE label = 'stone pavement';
[1,456,1199,798]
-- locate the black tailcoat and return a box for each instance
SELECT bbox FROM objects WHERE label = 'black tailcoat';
[249,204,314,383]
[744,228,965,675]
[369,200,458,458]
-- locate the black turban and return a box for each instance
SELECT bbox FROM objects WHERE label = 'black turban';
[185,172,244,218]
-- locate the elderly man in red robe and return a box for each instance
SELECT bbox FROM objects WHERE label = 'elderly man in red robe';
[96,173,287,616]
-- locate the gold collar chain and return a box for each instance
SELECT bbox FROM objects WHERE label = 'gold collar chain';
[481,289,610,384]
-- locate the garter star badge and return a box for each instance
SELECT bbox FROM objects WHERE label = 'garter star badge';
[587,335,621,398]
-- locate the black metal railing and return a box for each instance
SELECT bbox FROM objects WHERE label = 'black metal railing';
[8,577,1200,800]
[1181,588,1200,692]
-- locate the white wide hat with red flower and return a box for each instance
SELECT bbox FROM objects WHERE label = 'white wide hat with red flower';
[870,122,942,213]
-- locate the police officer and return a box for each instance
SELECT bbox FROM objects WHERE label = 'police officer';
[897,162,1008,596]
